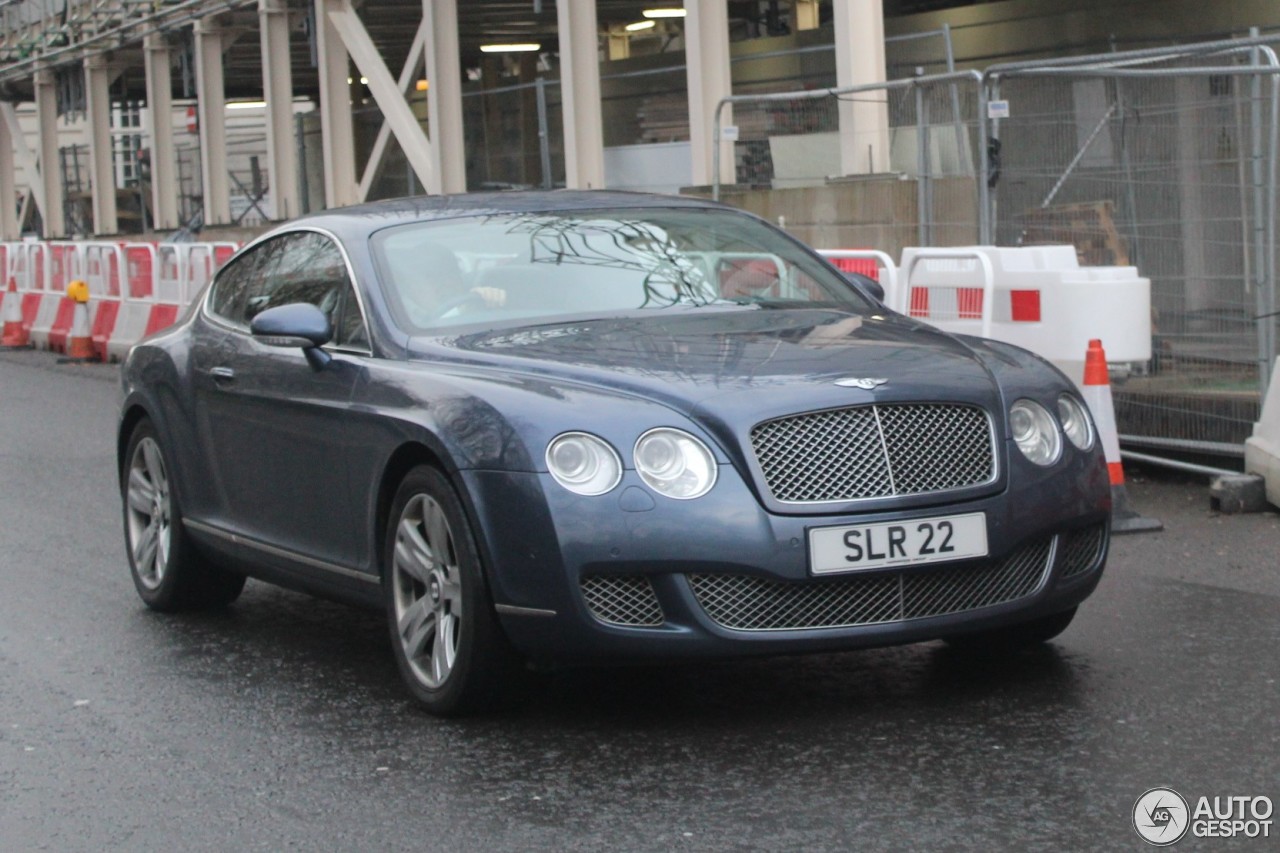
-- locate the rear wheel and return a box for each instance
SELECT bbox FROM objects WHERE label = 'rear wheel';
[384,465,521,716]
[946,607,1077,651]
[122,419,245,611]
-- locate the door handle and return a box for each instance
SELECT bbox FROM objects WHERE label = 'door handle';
[209,366,236,382]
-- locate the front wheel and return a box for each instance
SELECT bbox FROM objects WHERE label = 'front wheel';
[945,607,1077,652]
[122,419,245,611]
[384,465,522,716]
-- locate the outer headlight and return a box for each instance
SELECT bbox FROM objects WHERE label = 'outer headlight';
[1057,394,1095,451]
[546,432,622,495]
[634,428,718,499]
[1010,399,1061,466]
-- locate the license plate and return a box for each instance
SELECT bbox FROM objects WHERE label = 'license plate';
[808,512,988,575]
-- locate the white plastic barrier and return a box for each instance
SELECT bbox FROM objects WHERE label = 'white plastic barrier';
[84,243,125,361]
[817,249,900,310]
[1245,357,1280,508]
[27,242,69,350]
[156,243,186,305]
[898,245,1151,383]
[9,241,46,293]
[186,243,238,304]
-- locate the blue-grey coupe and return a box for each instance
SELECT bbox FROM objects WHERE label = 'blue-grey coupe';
[118,191,1111,715]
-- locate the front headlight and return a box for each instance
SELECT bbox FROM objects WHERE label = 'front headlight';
[634,428,718,499]
[546,432,622,495]
[1010,399,1061,466]
[1057,394,1095,451]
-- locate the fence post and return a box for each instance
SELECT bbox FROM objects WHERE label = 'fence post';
[536,77,553,190]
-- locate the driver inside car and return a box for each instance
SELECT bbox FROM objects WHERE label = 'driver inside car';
[390,241,506,324]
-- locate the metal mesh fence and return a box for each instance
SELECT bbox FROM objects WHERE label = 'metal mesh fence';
[715,73,986,249]
[989,46,1280,447]
[461,80,563,190]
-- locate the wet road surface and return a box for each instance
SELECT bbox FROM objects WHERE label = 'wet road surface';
[1,351,1277,850]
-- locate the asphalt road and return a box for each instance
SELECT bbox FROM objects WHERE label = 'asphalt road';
[1,349,1278,851]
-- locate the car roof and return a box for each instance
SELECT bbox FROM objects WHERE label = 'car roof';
[286,190,734,242]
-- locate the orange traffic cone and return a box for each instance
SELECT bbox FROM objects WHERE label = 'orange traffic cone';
[1,276,28,348]
[59,279,96,363]
[1081,339,1161,534]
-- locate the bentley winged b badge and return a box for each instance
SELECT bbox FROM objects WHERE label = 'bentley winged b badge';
[834,377,889,390]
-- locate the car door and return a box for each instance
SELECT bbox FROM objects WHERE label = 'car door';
[191,229,371,572]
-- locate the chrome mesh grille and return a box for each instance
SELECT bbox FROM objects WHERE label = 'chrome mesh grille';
[1056,524,1107,580]
[580,576,664,627]
[750,404,995,503]
[687,538,1053,632]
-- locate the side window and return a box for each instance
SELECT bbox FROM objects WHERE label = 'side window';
[333,288,370,349]
[207,231,368,348]
[244,232,339,323]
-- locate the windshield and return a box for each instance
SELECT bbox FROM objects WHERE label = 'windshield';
[369,207,877,331]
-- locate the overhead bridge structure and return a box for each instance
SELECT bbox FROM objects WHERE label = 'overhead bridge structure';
[0,0,891,240]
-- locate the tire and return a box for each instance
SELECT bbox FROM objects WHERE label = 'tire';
[383,465,522,716]
[946,606,1077,652]
[122,419,245,611]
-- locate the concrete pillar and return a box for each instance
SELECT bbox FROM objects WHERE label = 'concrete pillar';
[425,0,466,193]
[0,103,17,240]
[34,69,66,238]
[144,33,180,230]
[793,0,819,30]
[315,0,358,208]
[260,0,299,220]
[834,0,890,175]
[608,31,630,61]
[85,53,119,235]
[556,0,604,189]
[685,1,735,188]
[194,17,232,225]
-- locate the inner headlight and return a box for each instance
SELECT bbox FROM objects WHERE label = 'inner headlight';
[1010,399,1061,466]
[634,428,717,499]
[546,432,622,496]
[1057,394,1095,451]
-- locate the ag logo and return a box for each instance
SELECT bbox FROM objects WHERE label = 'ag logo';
[1133,787,1190,846]
[834,377,888,390]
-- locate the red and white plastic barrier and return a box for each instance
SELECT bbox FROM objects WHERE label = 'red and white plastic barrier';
[895,245,1151,383]
[0,239,240,361]
[817,249,899,307]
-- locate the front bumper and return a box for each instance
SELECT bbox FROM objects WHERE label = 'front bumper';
[460,450,1110,664]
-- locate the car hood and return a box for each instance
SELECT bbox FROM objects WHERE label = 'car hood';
[409,308,1006,430]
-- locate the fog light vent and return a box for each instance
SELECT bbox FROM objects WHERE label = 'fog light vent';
[580,575,664,627]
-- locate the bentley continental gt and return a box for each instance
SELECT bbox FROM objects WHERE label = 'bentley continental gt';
[118,191,1111,715]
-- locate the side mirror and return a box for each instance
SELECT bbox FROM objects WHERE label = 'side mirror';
[250,303,334,369]
[843,271,885,303]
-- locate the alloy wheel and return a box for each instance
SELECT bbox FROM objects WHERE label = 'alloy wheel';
[391,494,463,688]
[125,437,171,590]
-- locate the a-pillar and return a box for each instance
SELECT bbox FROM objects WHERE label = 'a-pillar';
[315,0,357,208]
[260,0,299,219]
[555,0,604,189]
[194,17,232,225]
[685,0,734,188]
[144,33,180,229]
[425,0,465,194]
[85,52,119,235]
[0,103,17,239]
[834,0,890,175]
[34,69,66,238]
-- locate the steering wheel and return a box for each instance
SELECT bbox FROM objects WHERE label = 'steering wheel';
[429,289,488,320]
